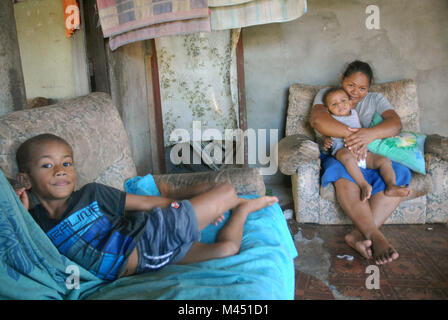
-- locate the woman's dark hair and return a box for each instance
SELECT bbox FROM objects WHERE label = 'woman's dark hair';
[16,133,72,173]
[342,60,374,85]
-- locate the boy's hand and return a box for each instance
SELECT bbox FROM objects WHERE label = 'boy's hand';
[15,187,29,210]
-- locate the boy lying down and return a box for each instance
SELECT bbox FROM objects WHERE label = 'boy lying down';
[14,133,278,280]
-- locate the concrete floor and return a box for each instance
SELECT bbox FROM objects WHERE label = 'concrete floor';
[266,183,448,300]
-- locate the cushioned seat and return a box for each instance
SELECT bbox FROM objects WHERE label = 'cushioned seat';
[277,79,448,224]
[0,93,299,300]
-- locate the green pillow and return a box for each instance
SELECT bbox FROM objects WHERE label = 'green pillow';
[367,113,426,174]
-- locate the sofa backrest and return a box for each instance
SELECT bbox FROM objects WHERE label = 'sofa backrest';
[0,92,137,191]
[286,79,421,140]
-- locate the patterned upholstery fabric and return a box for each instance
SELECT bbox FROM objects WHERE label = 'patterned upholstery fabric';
[280,79,448,224]
[0,92,137,191]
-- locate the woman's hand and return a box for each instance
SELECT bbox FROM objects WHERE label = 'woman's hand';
[15,187,29,210]
[344,128,376,153]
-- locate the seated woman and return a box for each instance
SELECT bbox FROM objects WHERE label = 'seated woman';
[309,60,412,265]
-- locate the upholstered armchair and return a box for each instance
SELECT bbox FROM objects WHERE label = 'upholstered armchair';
[277,79,448,224]
[0,93,301,300]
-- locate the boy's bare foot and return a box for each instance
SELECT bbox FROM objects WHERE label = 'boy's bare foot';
[236,196,279,216]
[345,230,372,259]
[212,196,278,226]
[370,230,399,265]
[359,183,372,202]
[261,195,279,207]
[385,185,410,197]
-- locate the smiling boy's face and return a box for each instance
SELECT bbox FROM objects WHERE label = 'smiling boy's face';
[19,140,76,203]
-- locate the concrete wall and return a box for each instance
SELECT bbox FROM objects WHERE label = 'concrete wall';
[6,0,447,182]
[243,0,448,182]
[14,0,89,101]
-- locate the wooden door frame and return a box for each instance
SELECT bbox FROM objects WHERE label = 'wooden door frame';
[82,0,248,171]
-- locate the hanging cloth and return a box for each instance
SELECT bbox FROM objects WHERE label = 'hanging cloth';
[96,0,210,38]
[209,0,307,31]
[108,17,211,51]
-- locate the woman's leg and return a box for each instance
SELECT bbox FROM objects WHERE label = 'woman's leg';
[346,159,411,262]
[346,191,401,259]
[335,178,399,264]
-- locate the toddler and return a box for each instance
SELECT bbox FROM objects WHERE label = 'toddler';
[322,87,410,201]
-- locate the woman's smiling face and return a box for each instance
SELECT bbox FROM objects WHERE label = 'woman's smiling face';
[341,71,370,105]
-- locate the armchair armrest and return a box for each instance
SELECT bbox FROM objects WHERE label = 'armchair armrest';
[425,134,448,162]
[152,167,265,196]
[276,134,320,175]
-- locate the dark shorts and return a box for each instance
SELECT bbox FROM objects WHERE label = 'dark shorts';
[136,199,200,274]
[320,153,412,196]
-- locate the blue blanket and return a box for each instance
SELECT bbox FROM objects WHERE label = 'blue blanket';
[0,170,297,300]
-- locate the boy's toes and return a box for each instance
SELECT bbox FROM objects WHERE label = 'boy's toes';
[268,196,279,205]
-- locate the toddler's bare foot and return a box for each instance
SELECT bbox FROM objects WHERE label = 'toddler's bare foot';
[359,183,372,202]
[385,185,410,197]
[345,230,372,259]
[370,230,399,265]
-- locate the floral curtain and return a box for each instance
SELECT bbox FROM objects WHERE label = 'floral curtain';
[156,29,241,146]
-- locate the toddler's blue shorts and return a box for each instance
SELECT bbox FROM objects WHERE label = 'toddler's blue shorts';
[320,153,412,197]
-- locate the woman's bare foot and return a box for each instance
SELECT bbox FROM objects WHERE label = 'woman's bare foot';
[359,183,372,202]
[370,230,399,265]
[385,185,410,197]
[345,229,372,259]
